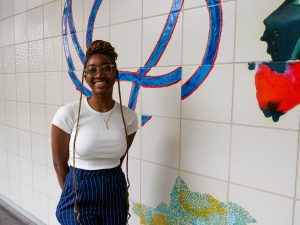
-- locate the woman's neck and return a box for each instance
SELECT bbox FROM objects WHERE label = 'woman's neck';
[88,95,115,112]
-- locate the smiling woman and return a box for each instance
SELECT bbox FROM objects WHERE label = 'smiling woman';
[51,40,138,225]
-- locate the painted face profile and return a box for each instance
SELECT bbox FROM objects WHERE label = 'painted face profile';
[261,0,300,62]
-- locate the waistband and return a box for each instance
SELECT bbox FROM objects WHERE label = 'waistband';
[69,165,123,177]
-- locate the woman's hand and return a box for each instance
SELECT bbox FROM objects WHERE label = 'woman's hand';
[51,125,70,189]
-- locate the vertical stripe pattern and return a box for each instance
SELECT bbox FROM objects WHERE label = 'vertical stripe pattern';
[56,166,128,225]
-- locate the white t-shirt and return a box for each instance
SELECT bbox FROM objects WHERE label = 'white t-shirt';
[52,97,138,170]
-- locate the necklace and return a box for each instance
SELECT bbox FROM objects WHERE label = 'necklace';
[100,108,114,130]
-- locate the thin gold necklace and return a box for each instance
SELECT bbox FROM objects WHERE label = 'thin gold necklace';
[100,105,114,130]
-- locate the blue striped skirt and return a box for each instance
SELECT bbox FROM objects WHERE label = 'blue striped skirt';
[56,166,128,225]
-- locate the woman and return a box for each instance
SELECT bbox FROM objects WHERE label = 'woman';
[51,40,138,225]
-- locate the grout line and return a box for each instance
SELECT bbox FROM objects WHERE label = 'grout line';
[292,123,300,225]
[227,0,238,204]
[135,157,298,201]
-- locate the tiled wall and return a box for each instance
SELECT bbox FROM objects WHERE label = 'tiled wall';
[0,0,299,225]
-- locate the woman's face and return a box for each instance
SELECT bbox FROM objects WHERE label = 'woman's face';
[84,53,117,96]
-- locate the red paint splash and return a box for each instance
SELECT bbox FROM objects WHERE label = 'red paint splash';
[255,62,300,121]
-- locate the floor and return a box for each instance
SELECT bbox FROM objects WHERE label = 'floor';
[0,200,36,225]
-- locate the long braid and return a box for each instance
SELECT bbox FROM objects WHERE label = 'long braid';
[117,75,131,223]
[72,71,85,225]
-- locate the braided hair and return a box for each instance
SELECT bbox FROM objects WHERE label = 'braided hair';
[72,40,130,224]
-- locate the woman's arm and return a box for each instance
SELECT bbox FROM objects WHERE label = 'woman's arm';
[51,124,70,189]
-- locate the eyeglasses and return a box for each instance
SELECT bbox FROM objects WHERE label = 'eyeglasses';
[84,64,115,76]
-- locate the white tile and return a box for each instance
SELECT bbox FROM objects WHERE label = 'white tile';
[128,126,141,159]
[30,103,46,134]
[14,0,28,14]
[5,74,16,101]
[146,14,182,66]
[182,64,233,123]
[0,48,3,72]
[229,184,293,225]
[14,12,28,44]
[143,0,174,17]
[0,100,5,125]
[48,198,60,225]
[233,64,300,130]
[32,191,48,223]
[142,13,182,67]
[110,20,142,68]
[30,72,45,103]
[215,1,236,64]
[91,26,110,43]
[180,120,230,180]
[62,71,81,104]
[16,73,30,102]
[8,176,20,205]
[5,126,18,153]
[8,151,19,179]
[0,2,2,21]
[295,201,300,225]
[184,0,206,9]
[235,0,283,62]
[231,125,298,197]
[2,0,13,19]
[5,100,17,127]
[44,37,63,71]
[0,172,9,196]
[182,7,209,65]
[122,157,140,202]
[45,72,63,105]
[141,161,178,208]
[44,0,62,38]
[0,149,8,173]
[17,102,30,130]
[2,18,14,46]
[15,43,29,72]
[28,6,43,41]
[28,0,43,10]
[111,0,142,24]
[62,32,84,71]
[0,125,6,150]
[29,40,44,72]
[180,171,228,203]
[31,132,47,164]
[47,167,61,201]
[46,105,59,136]
[141,116,180,168]
[19,156,32,186]
[20,184,33,214]
[61,0,83,33]
[83,0,109,29]
[44,0,55,4]
[46,136,52,167]
[297,148,300,199]
[33,162,47,194]
[0,74,5,100]
[3,45,15,73]
[18,129,32,159]
[141,67,181,118]
[112,74,141,114]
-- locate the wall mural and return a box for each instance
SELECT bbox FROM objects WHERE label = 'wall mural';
[249,0,300,122]
[62,0,256,224]
[133,177,256,225]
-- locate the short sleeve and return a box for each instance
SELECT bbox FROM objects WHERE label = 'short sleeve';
[126,109,139,135]
[52,103,76,134]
